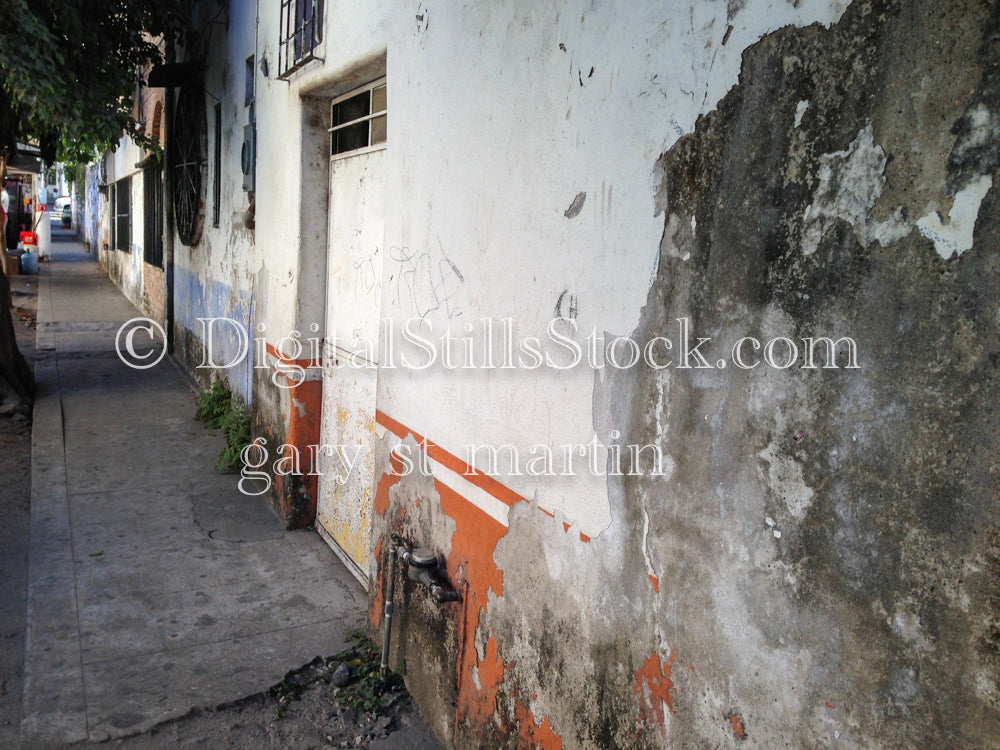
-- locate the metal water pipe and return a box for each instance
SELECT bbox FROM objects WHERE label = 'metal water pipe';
[380,533,461,678]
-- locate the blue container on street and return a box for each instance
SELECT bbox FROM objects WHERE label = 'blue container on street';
[21,250,38,274]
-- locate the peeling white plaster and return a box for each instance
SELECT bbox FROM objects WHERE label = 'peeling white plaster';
[801,121,992,261]
[866,211,913,248]
[800,121,935,254]
[640,506,657,581]
[382,0,855,538]
[801,122,886,256]
[916,174,993,260]
[794,99,809,128]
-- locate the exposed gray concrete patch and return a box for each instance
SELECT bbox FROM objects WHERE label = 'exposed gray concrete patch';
[619,0,1000,745]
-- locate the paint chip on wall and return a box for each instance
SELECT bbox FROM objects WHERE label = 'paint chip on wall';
[564,191,587,219]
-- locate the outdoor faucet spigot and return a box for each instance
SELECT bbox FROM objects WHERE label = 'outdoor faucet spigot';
[429,582,462,603]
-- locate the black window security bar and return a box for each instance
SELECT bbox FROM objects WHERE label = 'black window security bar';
[114,177,132,251]
[279,0,323,77]
[212,103,221,227]
[143,163,164,268]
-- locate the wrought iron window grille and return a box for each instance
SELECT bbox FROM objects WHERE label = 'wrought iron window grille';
[278,0,323,78]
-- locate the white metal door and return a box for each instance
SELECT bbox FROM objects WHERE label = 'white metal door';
[316,147,385,586]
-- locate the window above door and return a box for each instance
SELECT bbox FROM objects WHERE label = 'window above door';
[329,79,386,160]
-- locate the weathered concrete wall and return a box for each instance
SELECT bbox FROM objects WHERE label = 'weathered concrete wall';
[372,0,1000,747]
[95,49,168,322]
[169,2,257,407]
[248,0,389,527]
[101,138,146,306]
[82,165,99,254]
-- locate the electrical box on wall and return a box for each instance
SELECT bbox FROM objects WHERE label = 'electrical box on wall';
[241,124,256,192]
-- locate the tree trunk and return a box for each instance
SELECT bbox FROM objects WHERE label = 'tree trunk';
[0,262,35,407]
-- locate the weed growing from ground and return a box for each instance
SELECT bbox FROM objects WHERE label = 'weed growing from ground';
[194,379,231,428]
[194,379,252,474]
[217,403,251,473]
[338,628,405,715]
[268,628,406,721]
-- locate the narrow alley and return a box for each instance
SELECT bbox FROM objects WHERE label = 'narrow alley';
[4,1,1000,747]
[18,230,372,745]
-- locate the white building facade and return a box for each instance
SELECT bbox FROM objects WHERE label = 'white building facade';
[89,1,1000,747]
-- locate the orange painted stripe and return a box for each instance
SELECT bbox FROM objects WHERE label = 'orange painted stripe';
[375,409,591,544]
[375,409,529,508]
[265,341,321,367]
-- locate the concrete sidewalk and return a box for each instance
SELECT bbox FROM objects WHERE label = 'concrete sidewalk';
[22,237,366,745]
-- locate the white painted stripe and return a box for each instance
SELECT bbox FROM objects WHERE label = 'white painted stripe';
[427,455,512,527]
[384,433,511,527]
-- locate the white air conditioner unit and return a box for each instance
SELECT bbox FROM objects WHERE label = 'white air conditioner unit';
[241,124,256,192]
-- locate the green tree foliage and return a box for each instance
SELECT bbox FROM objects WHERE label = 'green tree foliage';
[0,0,193,164]
[0,0,193,409]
